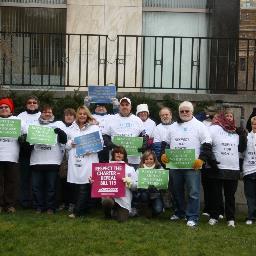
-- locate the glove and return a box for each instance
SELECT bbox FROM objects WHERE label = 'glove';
[122,177,132,188]
[208,159,220,170]
[54,128,67,144]
[192,159,204,170]
[137,135,149,153]
[84,96,92,107]
[161,154,169,164]
[18,134,27,144]
[111,97,120,107]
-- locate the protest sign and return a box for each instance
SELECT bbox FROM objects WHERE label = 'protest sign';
[74,131,103,156]
[112,136,143,157]
[137,168,169,189]
[88,85,116,104]
[91,162,125,198]
[0,119,21,138]
[165,148,195,169]
[26,125,57,145]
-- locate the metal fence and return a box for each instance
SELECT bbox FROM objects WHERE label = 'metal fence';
[0,32,255,93]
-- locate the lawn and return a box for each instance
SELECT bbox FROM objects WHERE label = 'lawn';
[0,209,256,256]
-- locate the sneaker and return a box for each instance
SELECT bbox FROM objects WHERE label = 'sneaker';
[202,212,210,217]
[129,207,138,217]
[208,218,218,226]
[7,207,16,213]
[219,214,224,219]
[68,204,75,213]
[68,213,76,219]
[227,220,235,227]
[58,204,65,211]
[170,214,181,221]
[246,219,253,225]
[187,220,197,227]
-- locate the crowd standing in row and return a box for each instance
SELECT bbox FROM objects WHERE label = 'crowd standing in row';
[0,95,256,228]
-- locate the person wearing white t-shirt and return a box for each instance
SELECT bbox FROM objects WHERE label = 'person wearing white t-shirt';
[242,116,256,225]
[207,109,247,227]
[0,98,26,213]
[104,97,146,168]
[30,105,67,214]
[67,106,103,218]
[17,95,41,209]
[161,101,212,227]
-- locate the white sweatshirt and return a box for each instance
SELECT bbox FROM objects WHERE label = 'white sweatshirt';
[143,118,156,138]
[209,125,239,170]
[66,122,103,184]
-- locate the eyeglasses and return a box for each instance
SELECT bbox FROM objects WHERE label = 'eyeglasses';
[0,106,9,110]
[42,111,52,114]
[180,110,190,113]
[27,101,38,105]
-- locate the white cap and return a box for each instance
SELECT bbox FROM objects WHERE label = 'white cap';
[136,103,149,115]
[120,97,131,105]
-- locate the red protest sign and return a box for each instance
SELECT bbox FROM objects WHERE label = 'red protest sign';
[91,163,126,198]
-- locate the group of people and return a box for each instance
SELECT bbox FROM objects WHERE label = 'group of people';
[0,94,256,228]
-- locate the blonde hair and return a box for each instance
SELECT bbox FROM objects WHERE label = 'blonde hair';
[76,106,94,124]
[251,116,256,124]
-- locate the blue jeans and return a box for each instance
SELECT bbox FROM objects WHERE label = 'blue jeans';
[140,189,164,215]
[172,169,201,222]
[244,176,256,220]
[32,165,59,211]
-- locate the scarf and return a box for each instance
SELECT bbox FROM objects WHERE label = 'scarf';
[212,112,236,133]
[94,111,107,116]
[26,109,39,114]
[143,164,156,169]
[38,115,55,125]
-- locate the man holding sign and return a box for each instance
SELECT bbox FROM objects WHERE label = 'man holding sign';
[161,101,212,227]
[104,97,146,168]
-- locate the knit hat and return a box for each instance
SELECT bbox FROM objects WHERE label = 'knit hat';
[136,104,149,115]
[0,98,14,113]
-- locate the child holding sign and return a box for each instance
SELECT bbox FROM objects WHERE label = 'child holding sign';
[137,150,165,217]
[101,146,137,222]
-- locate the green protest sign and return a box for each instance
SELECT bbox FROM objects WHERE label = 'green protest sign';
[112,136,143,157]
[0,119,21,138]
[27,125,57,145]
[165,148,195,169]
[137,168,169,189]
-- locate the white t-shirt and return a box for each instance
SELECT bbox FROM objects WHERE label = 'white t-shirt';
[143,118,156,138]
[0,116,26,163]
[17,111,41,129]
[243,131,256,177]
[153,123,172,143]
[113,162,137,212]
[92,114,112,135]
[30,121,66,166]
[66,122,103,184]
[167,117,212,159]
[209,125,239,170]
[105,114,145,165]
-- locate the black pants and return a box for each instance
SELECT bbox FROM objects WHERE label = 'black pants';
[0,162,19,209]
[244,176,256,220]
[74,183,92,216]
[209,178,238,221]
[201,171,211,213]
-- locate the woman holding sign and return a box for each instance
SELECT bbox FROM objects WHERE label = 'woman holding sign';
[101,146,137,222]
[66,106,103,218]
[30,104,67,214]
[0,98,25,213]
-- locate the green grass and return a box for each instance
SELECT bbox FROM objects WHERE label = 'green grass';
[0,209,256,256]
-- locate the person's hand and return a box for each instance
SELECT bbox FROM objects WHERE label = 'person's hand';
[122,177,132,188]
[71,141,76,148]
[111,97,119,107]
[89,176,94,184]
[192,159,204,170]
[161,154,169,164]
[84,96,92,107]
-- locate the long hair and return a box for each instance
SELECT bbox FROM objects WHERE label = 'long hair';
[111,146,128,163]
[76,106,94,125]
[139,150,161,168]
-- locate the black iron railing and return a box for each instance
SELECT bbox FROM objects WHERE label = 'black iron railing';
[0,32,255,93]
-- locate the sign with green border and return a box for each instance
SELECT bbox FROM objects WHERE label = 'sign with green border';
[0,119,21,138]
[27,125,57,145]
